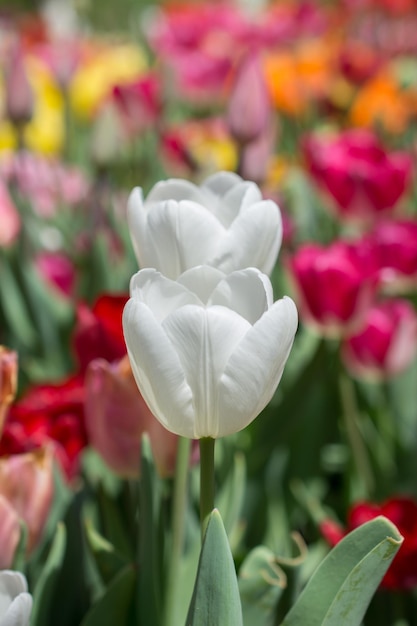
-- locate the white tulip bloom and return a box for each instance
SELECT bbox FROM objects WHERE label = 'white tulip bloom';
[123,266,297,439]
[128,171,282,279]
[0,571,32,626]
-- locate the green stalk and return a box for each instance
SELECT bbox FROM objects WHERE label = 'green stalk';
[163,436,191,626]
[339,372,374,498]
[199,437,215,540]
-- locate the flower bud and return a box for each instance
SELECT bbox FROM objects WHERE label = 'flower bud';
[0,447,54,553]
[226,51,271,146]
[85,356,179,477]
[0,570,32,625]
[288,240,378,337]
[4,43,34,128]
[342,298,417,380]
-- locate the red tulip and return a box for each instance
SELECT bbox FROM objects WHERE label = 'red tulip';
[85,356,179,478]
[303,129,412,222]
[1,376,87,481]
[323,497,417,590]
[288,240,378,336]
[73,294,128,374]
[342,299,417,380]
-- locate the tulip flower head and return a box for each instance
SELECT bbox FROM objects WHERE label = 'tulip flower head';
[123,266,297,439]
[289,240,378,337]
[342,299,417,381]
[0,570,32,626]
[303,129,412,222]
[127,171,282,279]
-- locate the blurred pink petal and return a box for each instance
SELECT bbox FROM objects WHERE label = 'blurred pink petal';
[85,356,178,478]
[0,447,54,552]
[0,495,21,569]
[0,182,20,247]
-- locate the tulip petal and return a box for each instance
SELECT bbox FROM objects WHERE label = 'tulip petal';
[209,268,272,323]
[130,269,203,321]
[177,266,225,304]
[123,299,195,437]
[212,200,282,275]
[218,297,297,436]
[213,181,263,227]
[163,306,251,438]
[145,179,207,205]
[0,571,32,626]
[132,198,225,278]
[202,171,243,197]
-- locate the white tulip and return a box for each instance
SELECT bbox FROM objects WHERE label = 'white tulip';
[128,171,282,279]
[123,266,297,439]
[0,571,32,626]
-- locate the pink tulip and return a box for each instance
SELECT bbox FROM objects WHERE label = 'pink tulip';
[35,252,75,298]
[342,299,417,380]
[0,448,54,553]
[303,129,412,222]
[288,240,378,337]
[367,218,417,293]
[112,73,162,138]
[4,42,34,127]
[0,496,21,569]
[0,182,21,248]
[85,356,179,478]
[226,51,271,146]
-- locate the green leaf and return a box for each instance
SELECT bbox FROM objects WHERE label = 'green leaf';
[186,509,243,626]
[239,546,286,626]
[0,256,37,347]
[84,520,129,585]
[217,452,246,548]
[281,516,403,626]
[31,523,67,626]
[80,565,136,626]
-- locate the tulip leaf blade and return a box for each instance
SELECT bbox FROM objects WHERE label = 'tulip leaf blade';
[80,564,136,626]
[217,451,246,547]
[239,545,286,626]
[186,509,243,626]
[31,522,67,626]
[281,516,403,626]
[84,519,129,585]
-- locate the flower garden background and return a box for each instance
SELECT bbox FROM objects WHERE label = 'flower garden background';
[1,0,417,624]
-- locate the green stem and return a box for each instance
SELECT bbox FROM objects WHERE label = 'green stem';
[163,436,191,626]
[199,437,215,540]
[339,372,374,498]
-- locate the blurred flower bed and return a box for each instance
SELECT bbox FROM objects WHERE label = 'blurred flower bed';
[1,0,417,624]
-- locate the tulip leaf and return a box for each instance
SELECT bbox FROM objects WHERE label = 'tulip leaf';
[31,522,67,626]
[11,520,28,573]
[186,509,243,626]
[84,519,129,585]
[217,452,246,547]
[80,565,136,626]
[239,546,286,626]
[281,516,403,626]
[0,255,37,347]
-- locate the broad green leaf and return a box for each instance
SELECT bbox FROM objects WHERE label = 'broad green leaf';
[281,516,403,626]
[31,523,67,626]
[0,256,36,347]
[84,519,129,585]
[239,546,286,626]
[186,509,243,626]
[80,565,135,626]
